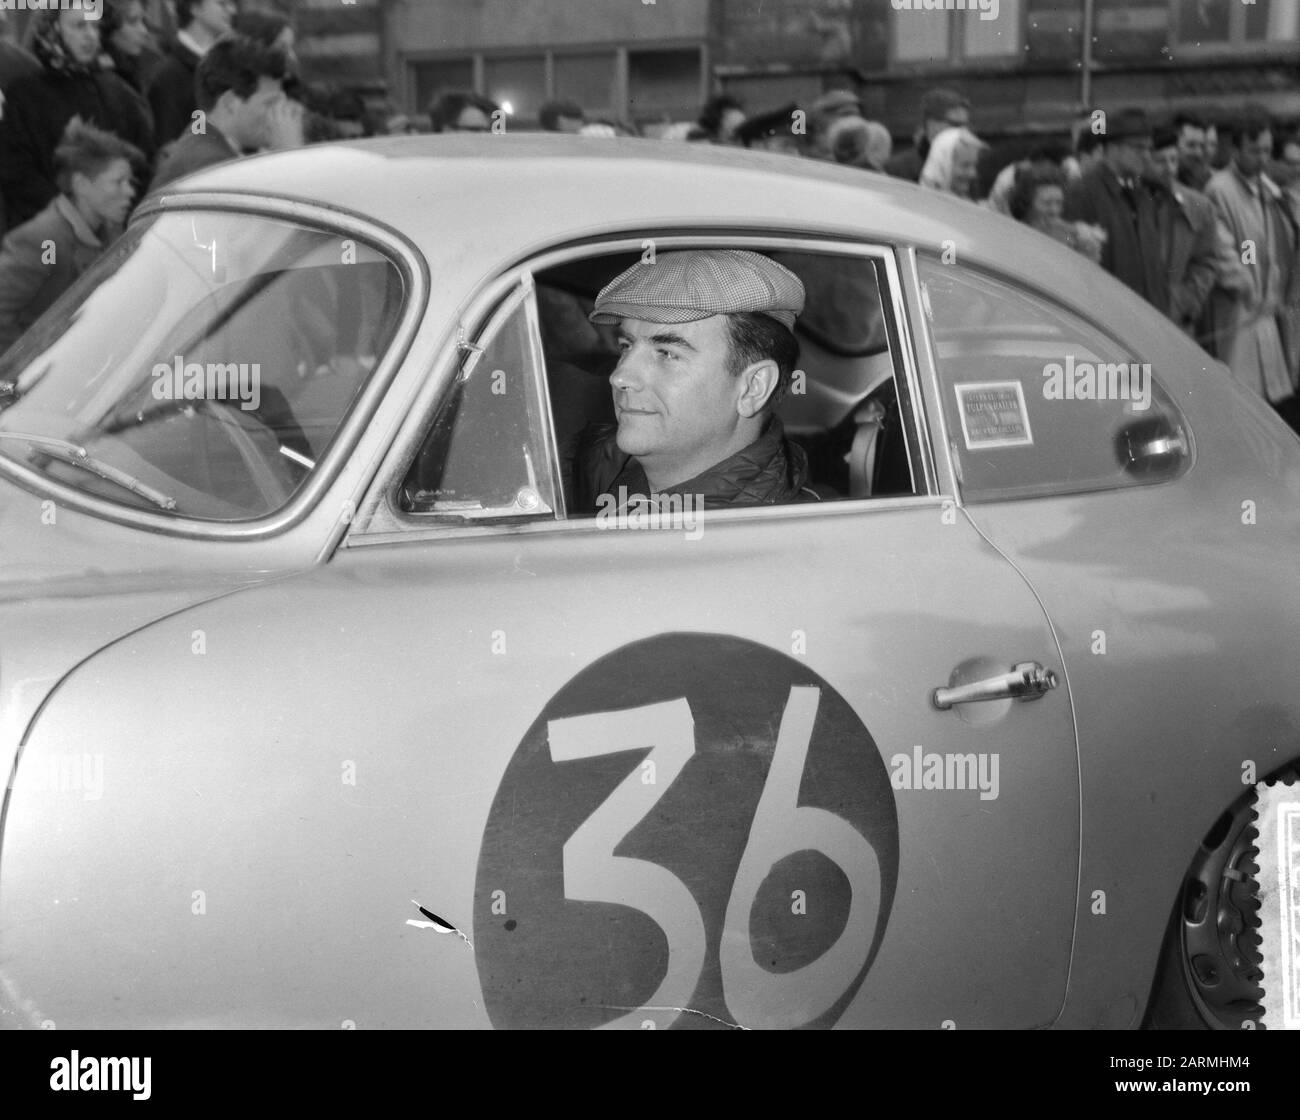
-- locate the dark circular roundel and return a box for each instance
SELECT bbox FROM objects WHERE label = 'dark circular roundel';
[473,633,899,1029]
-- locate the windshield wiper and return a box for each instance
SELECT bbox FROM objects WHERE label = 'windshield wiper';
[0,431,177,511]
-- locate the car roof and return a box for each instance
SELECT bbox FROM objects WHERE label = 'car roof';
[147,134,1022,259]
[141,135,1193,356]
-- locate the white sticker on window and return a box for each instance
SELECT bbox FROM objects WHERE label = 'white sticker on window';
[953,381,1033,450]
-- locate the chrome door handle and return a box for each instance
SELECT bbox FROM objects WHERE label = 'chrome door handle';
[932,661,1059,710]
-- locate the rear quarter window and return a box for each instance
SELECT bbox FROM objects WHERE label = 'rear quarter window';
[919,256,1192,502]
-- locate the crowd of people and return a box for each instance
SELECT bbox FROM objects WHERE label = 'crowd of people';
[1,4,1298,430]
[0,2,417,354]
[424,79,1300,430]
[668,85,1300,427]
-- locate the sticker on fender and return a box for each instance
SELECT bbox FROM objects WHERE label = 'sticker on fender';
[473,633,899,1029]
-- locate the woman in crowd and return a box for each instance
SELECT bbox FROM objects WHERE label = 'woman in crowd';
[1009,165,1105,263]
[101,0,157,96]
[919,126,986,199]
[0,119,143,356]
[0,9,154,230]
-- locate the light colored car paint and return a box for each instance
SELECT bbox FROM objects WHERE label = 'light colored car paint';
[1,137,1296,1029]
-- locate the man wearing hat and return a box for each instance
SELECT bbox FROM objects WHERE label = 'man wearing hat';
[564,249,816,513]
[1064,107,1169,313]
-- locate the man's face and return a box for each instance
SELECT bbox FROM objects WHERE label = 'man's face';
[1236,130,1273,177]
[193,0,236,37]
[1154,144,1179,184]
[1110,135,1152,178]
[58,11,101,66]
[1177,125,1206,171]
[74,157,135,228]
[925,106,968,142]
[610,315,749,487]
[229,76,284,149]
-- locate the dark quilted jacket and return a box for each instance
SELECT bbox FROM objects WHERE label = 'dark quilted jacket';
[565,416,815,512]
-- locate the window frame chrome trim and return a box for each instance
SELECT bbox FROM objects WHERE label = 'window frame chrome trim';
[911,248,1197,505]
[0,193,429,541]
[347,231,948,548]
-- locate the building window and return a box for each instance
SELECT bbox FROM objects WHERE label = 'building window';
[554,53,618,119]
[890,0,1023,64]
[407,45,702,128]
[484,56,548,120]
[1173,0,1298,46]
[628,49,704,126]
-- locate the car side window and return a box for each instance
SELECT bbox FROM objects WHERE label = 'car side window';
[535,244,920,510]
[399,283,558,520]
[918,256,1191,502]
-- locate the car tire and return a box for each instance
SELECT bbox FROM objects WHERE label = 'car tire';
[1142,771,1291,1029]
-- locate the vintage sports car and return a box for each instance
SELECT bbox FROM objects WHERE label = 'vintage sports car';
[0,137,1295,1030]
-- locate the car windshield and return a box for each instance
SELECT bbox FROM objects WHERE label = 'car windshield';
[0,210,405,520]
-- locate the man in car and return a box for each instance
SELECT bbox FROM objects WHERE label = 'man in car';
[563,249,816,514]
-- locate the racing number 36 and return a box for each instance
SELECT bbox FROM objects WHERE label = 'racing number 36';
[548,686,882,1029]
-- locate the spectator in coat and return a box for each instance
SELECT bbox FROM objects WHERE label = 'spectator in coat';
[1064,107,1169,315]
[0,9,155,230]
[148,34,299,192]
[0,9,40,93]
[1147,125,1222,339]
[101,0,157,96]
[145,0,235,149]
[1204,111,1300,410]
[0,120,142,356]
[0,8,41,241]
[1277,128,1300,386]
[1073,127,1106,178]
[1173,113,1212,192]
[920,126,986,199]
[884,87,969,183]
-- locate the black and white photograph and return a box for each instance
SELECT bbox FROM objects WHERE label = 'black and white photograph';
[0,0,1296,1077]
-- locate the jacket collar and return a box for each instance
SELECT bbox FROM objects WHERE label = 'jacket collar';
[657,416,807,505]
[53,196,103,249]
[1096,161,1130,196]
[605,416,808,509]
[1228,162,1285,203]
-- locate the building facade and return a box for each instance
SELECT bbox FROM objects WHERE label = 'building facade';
[370,0,1298,138]
[7,2,1289,140]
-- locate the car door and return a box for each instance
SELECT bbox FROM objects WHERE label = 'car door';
[2,237,1081,1030]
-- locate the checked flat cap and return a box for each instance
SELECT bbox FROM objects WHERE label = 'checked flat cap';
[589,249,805,331]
